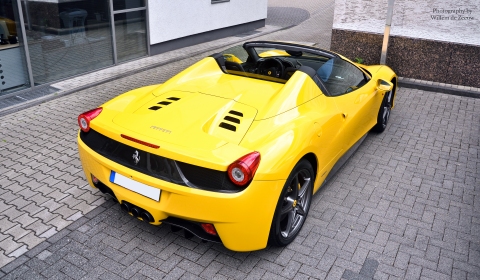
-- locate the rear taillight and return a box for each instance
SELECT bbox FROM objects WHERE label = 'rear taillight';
[201,223,217,236]
[78,107,102,132]
[227,152,261,186]
[91,174,99,185]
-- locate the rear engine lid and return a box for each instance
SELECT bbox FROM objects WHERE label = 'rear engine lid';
[112,90,257,150]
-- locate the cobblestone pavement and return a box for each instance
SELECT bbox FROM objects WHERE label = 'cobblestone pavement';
[1,87,479,279]
[1,0,480,278]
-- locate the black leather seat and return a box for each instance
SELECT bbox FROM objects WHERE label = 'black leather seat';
[225,61,245,72]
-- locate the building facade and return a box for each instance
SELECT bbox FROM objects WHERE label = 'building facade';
[0,0,267,97]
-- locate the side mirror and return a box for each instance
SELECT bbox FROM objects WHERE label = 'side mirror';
[377,79,393,92]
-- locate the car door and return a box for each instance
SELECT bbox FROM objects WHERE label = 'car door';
[317,58,380,150]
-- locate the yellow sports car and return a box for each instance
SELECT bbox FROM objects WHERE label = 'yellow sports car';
[77,41,397,251]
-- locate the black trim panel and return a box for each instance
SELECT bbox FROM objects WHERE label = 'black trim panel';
[79,129,244,193]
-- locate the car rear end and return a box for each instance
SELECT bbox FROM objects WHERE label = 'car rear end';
[77,106,284,252]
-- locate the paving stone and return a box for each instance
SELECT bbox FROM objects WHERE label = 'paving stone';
[7,244,28,258]
[4,225,30,242]
[0,255,29,274]
[72,201,100,217]
[37,250,53,261]
[139,264,166,279]
[2,206,24,221]
[25,242,51,259]
[60,264,87,280]
[17,231,44,248]
[0,217,17,232]
[13,212,38,228]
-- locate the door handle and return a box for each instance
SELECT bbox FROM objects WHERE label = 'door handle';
[342,113,348,118]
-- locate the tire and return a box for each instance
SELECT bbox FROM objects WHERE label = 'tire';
[372,87,394,133]
[269,159,314,246]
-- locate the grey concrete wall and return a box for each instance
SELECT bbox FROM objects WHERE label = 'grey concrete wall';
[331,29,480,88]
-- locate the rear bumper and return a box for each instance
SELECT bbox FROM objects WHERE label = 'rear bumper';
[78,134,284,251]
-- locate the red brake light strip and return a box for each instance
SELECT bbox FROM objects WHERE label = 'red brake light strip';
[121,134,160,149]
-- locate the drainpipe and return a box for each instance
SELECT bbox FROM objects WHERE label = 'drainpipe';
[380,0,395,64]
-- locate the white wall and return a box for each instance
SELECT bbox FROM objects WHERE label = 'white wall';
[148,0,268,45]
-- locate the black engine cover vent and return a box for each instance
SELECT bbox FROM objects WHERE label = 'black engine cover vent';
[219,122,236,132]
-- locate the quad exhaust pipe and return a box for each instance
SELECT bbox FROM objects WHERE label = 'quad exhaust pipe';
[120,201,154,223]
[90,175,154,224]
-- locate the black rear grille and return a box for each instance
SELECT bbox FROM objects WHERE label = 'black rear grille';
[79,129,244,193]
[176,162,239,192]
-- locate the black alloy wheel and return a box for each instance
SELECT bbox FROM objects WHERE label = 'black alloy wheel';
[269,160,313,246]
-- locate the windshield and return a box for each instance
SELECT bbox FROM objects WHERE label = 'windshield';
[218,44,331,83]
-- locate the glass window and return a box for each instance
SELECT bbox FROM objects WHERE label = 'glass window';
[317,58,369,96]
[0,0,30,95]
[23,0,114,84]
[112,0,145,11]
[114,10,147,63]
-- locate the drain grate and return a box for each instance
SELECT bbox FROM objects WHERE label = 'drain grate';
[0,85,58,110]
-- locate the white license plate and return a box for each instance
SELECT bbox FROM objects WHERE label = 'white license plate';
[109,171,161,201]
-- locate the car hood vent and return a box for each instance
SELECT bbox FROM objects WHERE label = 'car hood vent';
[149,97,180,110]
[112,91,257,148]
[218,111,244,132]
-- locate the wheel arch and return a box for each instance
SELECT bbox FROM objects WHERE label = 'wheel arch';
[299,152,318,183]
[390,76,397,108]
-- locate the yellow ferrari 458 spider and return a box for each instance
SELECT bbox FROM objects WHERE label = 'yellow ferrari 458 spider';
[77,41,397,251]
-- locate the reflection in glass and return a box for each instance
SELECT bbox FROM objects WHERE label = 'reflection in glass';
[114,11,147,63]
[23,0,114,84]
[0,0,30,95]
[112,0,145,11]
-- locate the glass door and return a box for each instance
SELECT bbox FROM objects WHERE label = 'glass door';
[111,0,148,63]
[0,0,30,95]
[22,0,115,84]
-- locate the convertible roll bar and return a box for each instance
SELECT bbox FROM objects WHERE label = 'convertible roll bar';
[243,41,338,59]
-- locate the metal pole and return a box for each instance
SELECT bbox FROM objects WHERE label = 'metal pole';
[109,0,118,65]
[16,0,35,88]
[22,0,32,30]
[380,0,395,64]
[145,0,150,56]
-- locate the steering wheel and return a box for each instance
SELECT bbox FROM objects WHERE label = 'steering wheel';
[257,58,285,79]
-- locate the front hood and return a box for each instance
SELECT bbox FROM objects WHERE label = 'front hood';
[112,90,257,150]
